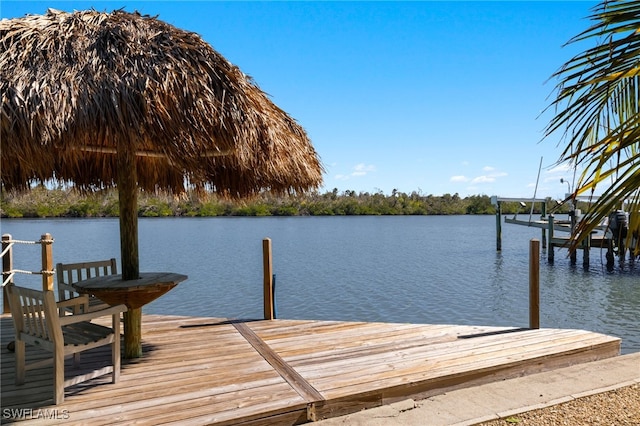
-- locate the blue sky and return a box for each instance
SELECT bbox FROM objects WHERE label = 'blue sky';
[2,1,598,199]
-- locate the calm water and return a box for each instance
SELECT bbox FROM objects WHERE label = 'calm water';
[2,216,638,353]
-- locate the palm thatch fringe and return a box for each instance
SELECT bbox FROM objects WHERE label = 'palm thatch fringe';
[1,8,323,197]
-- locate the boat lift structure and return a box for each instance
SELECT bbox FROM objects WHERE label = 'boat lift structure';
[491,196,548,252]
[490,196,612,267]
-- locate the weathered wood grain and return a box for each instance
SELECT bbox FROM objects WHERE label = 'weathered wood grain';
[1,314,620,425]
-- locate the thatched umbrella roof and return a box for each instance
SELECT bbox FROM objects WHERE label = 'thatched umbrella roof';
[1,9,323,280]
[1,8,323,195]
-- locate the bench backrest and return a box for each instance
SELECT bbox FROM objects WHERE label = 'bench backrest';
[6,284,61,347]
[56,258,117,302]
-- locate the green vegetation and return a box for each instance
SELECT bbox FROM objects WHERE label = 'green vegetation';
[0,186,574,218]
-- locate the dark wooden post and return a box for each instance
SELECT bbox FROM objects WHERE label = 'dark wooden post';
[529,239,540,329]
[117,139,141,358]
[569,204,577,264]
[583,235,590,268]
[541,202,547,249]
[41,233,54,291]
[547,215,554,263]
[495,202,502,251]
[263,238,274,320]
[123,308,142,359]
[2,234,13,313]
[117,138,139,281]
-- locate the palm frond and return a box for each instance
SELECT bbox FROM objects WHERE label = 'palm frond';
[545,0,640,254]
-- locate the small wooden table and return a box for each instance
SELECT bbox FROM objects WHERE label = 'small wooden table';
[73,272,188,358]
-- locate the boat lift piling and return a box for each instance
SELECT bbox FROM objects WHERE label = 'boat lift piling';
[493,195,608,267]
[491,196,548,252]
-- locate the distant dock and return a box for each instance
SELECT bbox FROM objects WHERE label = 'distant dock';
[491,196,611,266]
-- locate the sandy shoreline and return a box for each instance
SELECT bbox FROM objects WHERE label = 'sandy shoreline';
[478,384,639,425]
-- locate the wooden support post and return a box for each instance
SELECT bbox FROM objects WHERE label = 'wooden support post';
[583,235,590,268]
[547,215,554,263]
[569,207,577,265]
[41,233,54,291]
[541,202,547,249]
[117,138,139,281]
[529,239,540,329]
[123,308,142,358]
[570,247,577,264]
[495,202,502,251]
[2,234,13,313]
[263,238,274,320]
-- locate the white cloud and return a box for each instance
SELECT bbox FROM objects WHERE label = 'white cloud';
[472,175,496,183]
[450,175,469,183]
[351,163,376,177]
[546,163,573,175]
[543,163,580,190]
[468,168,507,184]
[334,163,376,181]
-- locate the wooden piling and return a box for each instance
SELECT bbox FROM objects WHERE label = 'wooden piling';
[570,248,577,264]
[547,216,554,263]
[263,238,274,320]
[40,233,54,291]
[583,235,590,268]
[2,234,13,313]
[541,203,547,249]
[529,239,540,329]
[495,202,502,251]
[493,196,547,252]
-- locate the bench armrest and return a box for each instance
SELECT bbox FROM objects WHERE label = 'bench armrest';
[56,294,89,310]
[58,304,127,326]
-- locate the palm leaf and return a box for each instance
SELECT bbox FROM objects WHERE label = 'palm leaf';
[545,0,640,256]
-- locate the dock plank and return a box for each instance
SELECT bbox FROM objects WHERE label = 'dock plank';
[309,332,619,398]
[0,314,620,424]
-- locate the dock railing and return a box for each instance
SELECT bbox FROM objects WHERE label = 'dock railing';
[1,233,55,313]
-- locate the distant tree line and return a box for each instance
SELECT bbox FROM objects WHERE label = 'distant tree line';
[0,187,575,218]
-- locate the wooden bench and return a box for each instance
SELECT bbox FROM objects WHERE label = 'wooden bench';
[56,259,118,314]
[6,283,126,404]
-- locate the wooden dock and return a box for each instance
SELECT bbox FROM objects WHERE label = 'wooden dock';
[1,314,621,425]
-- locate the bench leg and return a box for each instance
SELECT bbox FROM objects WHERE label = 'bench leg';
[53,347,64,404]
[14,340,25,385]
[112,314,121,383]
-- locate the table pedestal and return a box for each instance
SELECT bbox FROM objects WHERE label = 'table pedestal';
[123,307,143,358]
[72,272,187,358]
